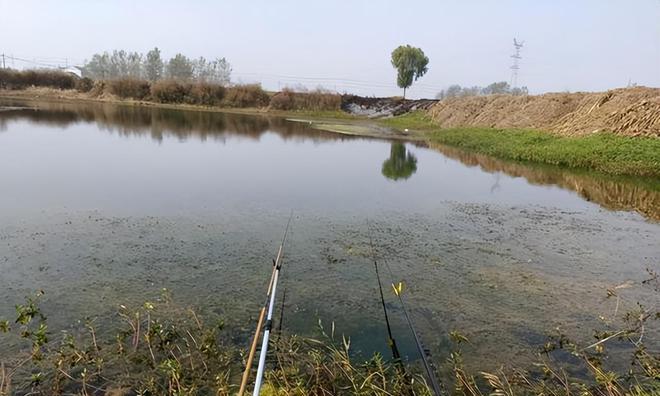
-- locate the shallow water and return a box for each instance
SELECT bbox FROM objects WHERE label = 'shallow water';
[0,99,658,373]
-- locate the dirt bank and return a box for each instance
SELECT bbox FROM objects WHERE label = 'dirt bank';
[428,87,660,137]
[341,94,438,118]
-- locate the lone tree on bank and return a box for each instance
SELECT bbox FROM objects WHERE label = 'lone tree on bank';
[391,45,429,99]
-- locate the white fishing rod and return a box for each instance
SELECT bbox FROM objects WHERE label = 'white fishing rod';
[252,212,293,396]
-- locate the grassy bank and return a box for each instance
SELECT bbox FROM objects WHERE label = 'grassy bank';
[1,286,657,396]
[382,112,660,178]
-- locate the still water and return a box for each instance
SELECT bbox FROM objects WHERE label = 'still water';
[0,100,658,372]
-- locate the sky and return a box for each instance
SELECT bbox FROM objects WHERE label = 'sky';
[1,0,659,98]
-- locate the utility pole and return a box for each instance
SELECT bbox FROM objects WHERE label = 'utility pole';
[2,53,5,69]
[510,38,524,88]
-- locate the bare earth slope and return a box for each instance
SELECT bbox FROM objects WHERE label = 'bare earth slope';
[427,87,660,137]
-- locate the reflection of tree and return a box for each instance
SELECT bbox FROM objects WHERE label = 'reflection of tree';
[0,100,354,143]
[382,143,417,181]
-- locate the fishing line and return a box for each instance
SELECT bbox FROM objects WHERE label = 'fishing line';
[367,220,444,396]
[366,220,403,364]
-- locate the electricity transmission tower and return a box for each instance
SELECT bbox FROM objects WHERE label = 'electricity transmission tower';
[510,38,524,88]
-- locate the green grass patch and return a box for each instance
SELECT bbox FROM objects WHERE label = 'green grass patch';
[381,112,660,178]
[380,110,437,132]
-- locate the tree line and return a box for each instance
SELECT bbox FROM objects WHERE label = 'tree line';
[82,48,231,84]
[436,81,528,99]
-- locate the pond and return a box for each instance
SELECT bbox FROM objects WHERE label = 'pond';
[0,99,658,374]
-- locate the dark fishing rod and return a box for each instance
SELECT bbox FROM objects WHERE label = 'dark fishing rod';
[367,221,403,364]
[368,221,444,396]
[238,212,293,396]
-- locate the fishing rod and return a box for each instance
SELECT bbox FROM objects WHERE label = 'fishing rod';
[367,221,444,396]
[367,221,403,364]
[237,212,293,396]
[251,212,293,396]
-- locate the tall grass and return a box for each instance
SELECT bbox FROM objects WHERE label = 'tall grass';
[108,78,151,100]
[0,69,77,90]
[0,275,657,395]
[150,80,192,103]
[222,84,270,108]
[150,80,226,105]
[269,88,341,111]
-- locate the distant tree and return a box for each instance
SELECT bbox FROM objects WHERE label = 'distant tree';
[126,52,143,79]
[108,50,128,79]
[382,143,417,181]
[390,45,429,99]
[82,52,111,79]
[166,53,194,81]
[436,81,529,99]
[144,47,164,81]
[210,57,232,85]
[511,86,529,96]
[192,56,232,85]
[481,81,510,95]
[442,84,463,99]
[83,49,229,83]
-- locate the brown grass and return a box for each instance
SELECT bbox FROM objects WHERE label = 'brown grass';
[269,88,341,111]
[0,69,77,90]
[108,78,151,100]
[428,87,660,137]
[222,84,270,108]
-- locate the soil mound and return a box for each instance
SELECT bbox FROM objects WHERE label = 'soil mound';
[341,95,437,118]
[427,87,660,137]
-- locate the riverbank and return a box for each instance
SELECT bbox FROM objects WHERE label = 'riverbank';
[381,112,660,178]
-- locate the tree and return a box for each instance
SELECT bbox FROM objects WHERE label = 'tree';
[481,81,510,95]
[192,56,232,85]
[82,52,110,79]
[126,51,143,79]
[382,143,418,181]
[166,53,194,81]
[390,45,429,99]
[144,47,164,81]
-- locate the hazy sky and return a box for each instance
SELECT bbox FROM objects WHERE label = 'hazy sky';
[1,0,658,98]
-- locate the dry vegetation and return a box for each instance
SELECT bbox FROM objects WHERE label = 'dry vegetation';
[270,88,342,111]
[0,69,344,111]
[0,275,657,396]
[0,69,77,90]
[428,87,660,137]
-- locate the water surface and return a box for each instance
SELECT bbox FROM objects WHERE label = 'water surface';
[0,99,658,373]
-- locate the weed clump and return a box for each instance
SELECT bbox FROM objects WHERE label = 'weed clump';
[0,276,658,395]
[108,78,151,100]
[188,83,226,106]
[74,77,94,93]
[269,88,341,111]
[150,80,192,103]
[0,69,77,90]
[223,84,270,108]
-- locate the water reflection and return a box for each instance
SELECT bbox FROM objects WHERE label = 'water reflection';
[0,99,352,143]
[1,99,658,221]
[381,143,418,181]
[429,143,660,221]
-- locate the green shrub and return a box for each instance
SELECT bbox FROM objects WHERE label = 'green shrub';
[108,78,151,100]
[269,88,341,111]
[150,80,192,103]
[223,84,269,108]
